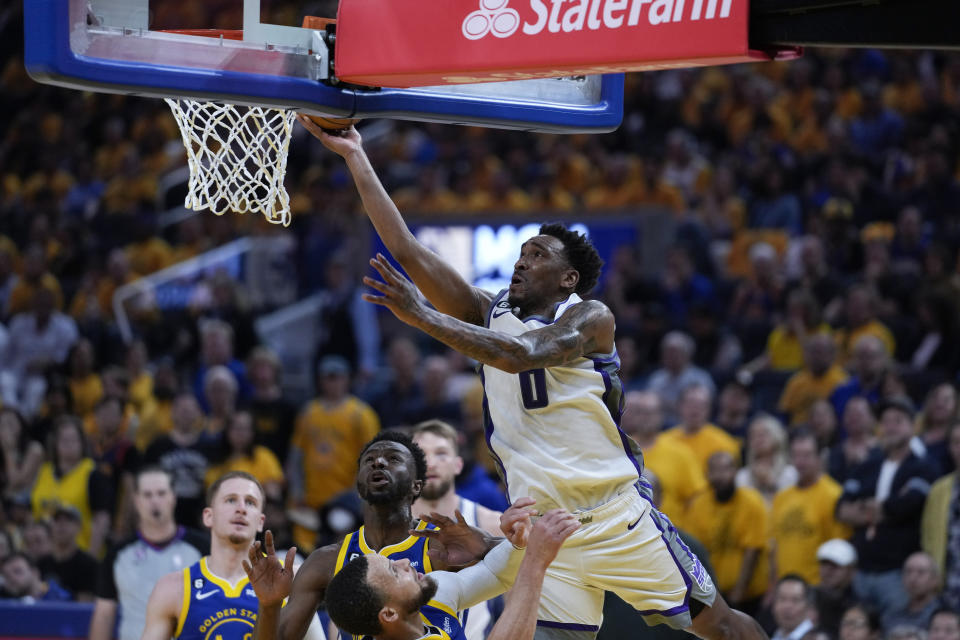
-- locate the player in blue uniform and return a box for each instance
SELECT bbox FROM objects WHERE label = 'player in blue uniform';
[140,471,324,640]
[246,432,498,640]
[301,120,769,640]
[323,506,579,640]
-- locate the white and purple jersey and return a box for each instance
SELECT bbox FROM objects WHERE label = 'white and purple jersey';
[481,290,642,513]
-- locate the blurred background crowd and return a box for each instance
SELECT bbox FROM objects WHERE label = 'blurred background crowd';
[3,2,960,639]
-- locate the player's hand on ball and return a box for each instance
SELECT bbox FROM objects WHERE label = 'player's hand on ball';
[296,114,362,155]
[500,497,538,549]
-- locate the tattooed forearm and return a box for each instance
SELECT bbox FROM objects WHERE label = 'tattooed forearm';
[410,307,588,373]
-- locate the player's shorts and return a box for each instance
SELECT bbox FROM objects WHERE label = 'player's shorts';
[535,481,716,634]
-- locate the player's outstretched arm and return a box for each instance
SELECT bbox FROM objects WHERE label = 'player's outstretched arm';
[363,254,615,372]
[297,116,493,325]
[139,572,182,640]
[486,509,580,640]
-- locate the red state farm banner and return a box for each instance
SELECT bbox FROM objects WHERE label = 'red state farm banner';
[335,0,798,88]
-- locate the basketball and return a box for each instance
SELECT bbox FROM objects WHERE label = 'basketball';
[304,115,358,132]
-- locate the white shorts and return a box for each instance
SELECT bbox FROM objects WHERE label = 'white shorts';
[535,482,716,634]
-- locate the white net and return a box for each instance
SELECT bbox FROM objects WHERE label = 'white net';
[165,99,298,226]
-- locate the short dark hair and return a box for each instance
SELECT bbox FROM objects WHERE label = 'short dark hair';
[1,551,34,571]
[134,465,174,492]
[538,222,604,296]
[930,607,960,628]
[358,431,427,483]
[325,556,384,636]
[776,574,813,604]
[788,427,818,449]
[206,471,265,506]
[844,603,883,632]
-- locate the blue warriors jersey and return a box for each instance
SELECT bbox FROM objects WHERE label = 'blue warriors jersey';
[333,521,465,640]
[176,557,259,640]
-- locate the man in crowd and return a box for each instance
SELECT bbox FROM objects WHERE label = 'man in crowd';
[769,576,815,640]
[812,539,859,638]
[837,396,939,611]
[661,385,740,473]
[89,466,207,640]
[883,552,945,633]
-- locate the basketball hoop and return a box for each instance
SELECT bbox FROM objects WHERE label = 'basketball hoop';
[166,98,297,226]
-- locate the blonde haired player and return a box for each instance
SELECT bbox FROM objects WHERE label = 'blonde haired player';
[302,118,769,640]
[139,472,326,640]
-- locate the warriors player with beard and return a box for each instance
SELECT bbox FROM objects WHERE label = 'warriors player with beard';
[247,432,501,640]
[412,421,503,639]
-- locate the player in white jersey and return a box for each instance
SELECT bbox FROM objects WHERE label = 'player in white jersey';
[323,508,579,640]
[412,420,504,639]
[301,118,767,640]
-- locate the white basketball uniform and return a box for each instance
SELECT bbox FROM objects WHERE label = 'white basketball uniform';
[458,497,494,640]
[482,290,715,633]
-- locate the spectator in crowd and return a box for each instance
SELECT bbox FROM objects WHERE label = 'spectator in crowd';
[192,319,250,412]
[142,391,215,528]
[922,423,960,609]
[827,396,882,483]
[621,391,705,526]
[771,430,849,585]
[882,551,944,633]
[89,395,139,538]
[41,505,98,600]
[30,416,112,555]
[908,291,960,378]
[246,346,296,463]
[807,399,839,451]
[741,290,829,378]
[838,604,882,640]
[685,451,769,614]
[0,552,71,602]
[0,407,44,501]
[6,245,64,318]
[714,380,753,441]
[0,287,78,417]
[364,336,424,429]
[787,236,844,313]
[778,333,849,425]
[21,519,53,567]
[65,338,103,420]
[830,335,891,420]
[916,382,958,474]
[398,355,462,426]
[289,355,380,552]
[834,286,895,366]
[135,358,178,452]
[770,575,816,640]
[837,396,940,611]
[736,414,797,505]
[202,364,239,434]
[315,250,380,382]
[646,332,716,423]
[88,467,206,640]
[661,384,740,473]
[813,539,860,638]
[125,339,153,414]
[929,608,960,640]
[659,245,716,328]
[205,411,284,502]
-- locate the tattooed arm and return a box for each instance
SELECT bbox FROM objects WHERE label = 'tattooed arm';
[362,254,615,373]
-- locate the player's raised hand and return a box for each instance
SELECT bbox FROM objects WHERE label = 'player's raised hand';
[416,510,490,571]
[296,114,362,156]
[362,253,429,326]
[500,497,538,549]
[241,530,297,608]
[524,509,579,569]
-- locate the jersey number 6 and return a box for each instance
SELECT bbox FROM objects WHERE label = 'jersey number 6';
[519,369,549,409]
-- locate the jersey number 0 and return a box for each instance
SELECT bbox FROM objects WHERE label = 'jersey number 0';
[519,369,549,409]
